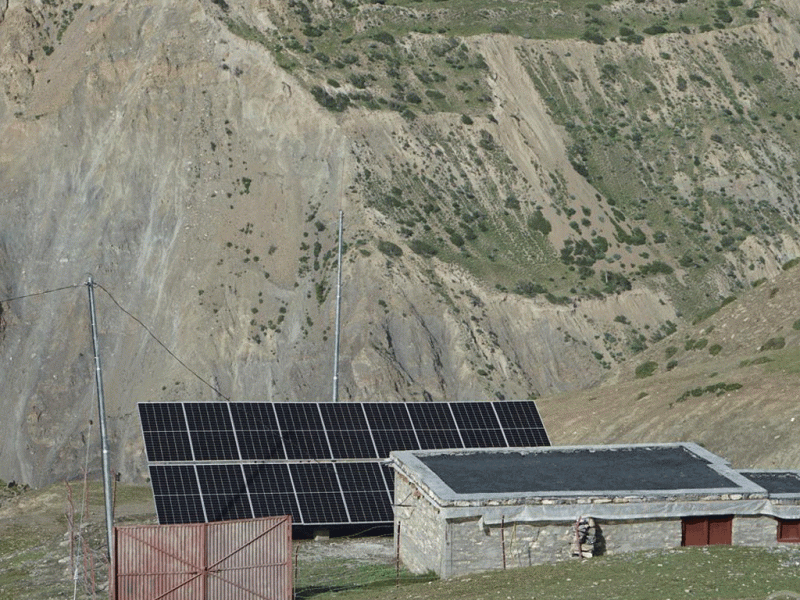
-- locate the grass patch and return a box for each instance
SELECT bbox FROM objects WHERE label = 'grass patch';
[321,546,800,600]
[763,346,800,375]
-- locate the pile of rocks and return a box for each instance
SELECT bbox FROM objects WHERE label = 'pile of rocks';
[571,517,597,558]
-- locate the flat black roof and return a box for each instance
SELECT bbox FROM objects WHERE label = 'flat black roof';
[743,472,800,494]
[417,445,742,494]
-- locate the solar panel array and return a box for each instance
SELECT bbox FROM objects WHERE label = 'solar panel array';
[139,401,549,526]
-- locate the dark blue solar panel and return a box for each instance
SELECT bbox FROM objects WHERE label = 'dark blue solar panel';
[494,401,546,430]
[235,430,285,460]
[504,427,550,447]
[244,463,302,522]
[275,403,324,431]
[197,464,253,522]
[336,462,389,492]
[150,464,199,496]
[450,403,507,447]
[184,403,233,431]
[149,465,205,524]
[289,463,340,493]
[319,403,377,459]
[318,403,369,430]
[275,403,331,459]
[229,403,285,459]
[343,492,393,522]
[290,463,347,524]
[143,430,193,462]
[450,402,501,430]
[140,400,549,526]
[371,429,419,458]
[250,493,301,522]
[190,430,240,461]
[230,403,279,430]
[459,428,507,448]
[416,429,463,450]
[154,494,206,525]
[364,403,413,430]
[336,463,392,523]
[406,403,458,431]
[139,403,186,432]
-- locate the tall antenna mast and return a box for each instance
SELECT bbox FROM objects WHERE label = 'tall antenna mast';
[86,276,115,567]
[332,210,344,402]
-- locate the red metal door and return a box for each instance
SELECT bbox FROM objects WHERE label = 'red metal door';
[708,516,732,545]
[778,519,800,542]
[115,516,292,600]
[681,517,708,546]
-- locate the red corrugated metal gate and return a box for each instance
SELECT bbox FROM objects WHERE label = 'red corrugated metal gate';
[114,516,292,600]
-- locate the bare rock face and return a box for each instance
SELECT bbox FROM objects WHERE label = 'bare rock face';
[0,0,798,486]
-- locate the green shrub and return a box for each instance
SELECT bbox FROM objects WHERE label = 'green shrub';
[635,361,658,378]
[740,356,772,367]
[377,240,403,257]
[310,86,350,112]
[409,239,438,257]
[514,281,547,297]
[639,261,674,276]
[371,30,395,45]
[792,319,800,331]
[760,337,785,351]
[665,346,678,359]
[581,29,606,44]
[709,344,722,356]
[449,232,465,247]
[643,24,668,35]
[782,257,800,270]
[527,211,552,235]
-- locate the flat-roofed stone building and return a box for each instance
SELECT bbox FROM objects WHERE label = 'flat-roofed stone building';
[390,443,800,578]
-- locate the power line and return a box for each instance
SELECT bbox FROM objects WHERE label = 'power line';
[0,283,83,304]
[93,282,231,401]
[0,279,232,401]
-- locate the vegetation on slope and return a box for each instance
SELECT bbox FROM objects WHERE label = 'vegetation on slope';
[207,0,800,339]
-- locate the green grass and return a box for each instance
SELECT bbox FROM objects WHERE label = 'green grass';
[763,346,800,375]
[307,546,800,600]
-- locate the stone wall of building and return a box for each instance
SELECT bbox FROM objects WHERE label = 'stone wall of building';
[441,517,684,577]
[395,472,446,576]
[598,518,682,554]
[734,515,779,546]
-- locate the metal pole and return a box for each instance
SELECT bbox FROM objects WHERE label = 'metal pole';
[86,276,115,569]
[332,210,343,402]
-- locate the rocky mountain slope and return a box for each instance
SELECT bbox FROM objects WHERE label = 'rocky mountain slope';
[0,0,799,486]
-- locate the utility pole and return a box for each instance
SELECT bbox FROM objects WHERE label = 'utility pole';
[86,276,115,569]
[332,210,343,402]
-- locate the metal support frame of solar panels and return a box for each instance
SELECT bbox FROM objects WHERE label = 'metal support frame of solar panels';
[139,401,550,527]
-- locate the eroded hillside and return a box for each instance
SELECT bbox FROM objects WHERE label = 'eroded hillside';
[0,0,799,486]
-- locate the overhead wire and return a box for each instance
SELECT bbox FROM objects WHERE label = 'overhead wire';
[0,282,83,305]
[92,282,231,401]
[0,279,230,401]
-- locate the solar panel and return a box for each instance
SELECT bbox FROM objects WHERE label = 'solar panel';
[244,463,302,522]
[230,403,286,460]
[149,465,205,524]
[319,403,378,459]
[275,403,331,459]
[197,464,253,521]
[140,400,549,526]
[291,463,349,524]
